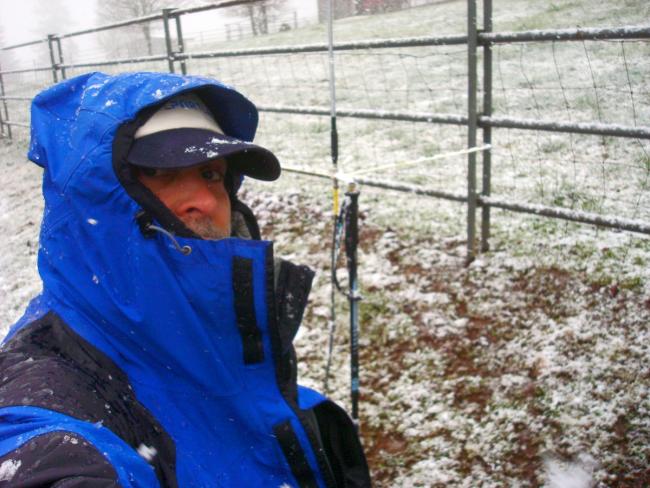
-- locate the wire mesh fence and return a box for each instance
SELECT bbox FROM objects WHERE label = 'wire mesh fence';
[490,38,650,220]
[1,0,649,254]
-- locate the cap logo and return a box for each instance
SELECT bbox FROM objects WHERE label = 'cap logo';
[163,99,211,115]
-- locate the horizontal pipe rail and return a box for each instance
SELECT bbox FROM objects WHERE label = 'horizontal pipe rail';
[3,120,29,128]
[57,14,165,39]
[259,104,468,125]
[9,98,641,141]
[480,195,650,235]
[0,96,32,101]
[3,25,646,62]
[479,26,650,44]
[173,26,648,60]
[1,129,639,236]
[284,166,649,234]
[177,34,468,59]
[260,105,648,139]
[3,24,646,54]
[479,115,650,139]
[172,0,263,17]
[0,66,54,75]
[1,38,48,51]
[60,55,169,70]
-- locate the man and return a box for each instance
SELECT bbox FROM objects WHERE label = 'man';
[0,72,370,487]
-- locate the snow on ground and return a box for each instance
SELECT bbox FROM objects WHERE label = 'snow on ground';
[244,177,650,487]
[0,136,42,324]
[1,1,650,486]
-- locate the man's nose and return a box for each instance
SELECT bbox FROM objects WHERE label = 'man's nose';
[175,173,221,218]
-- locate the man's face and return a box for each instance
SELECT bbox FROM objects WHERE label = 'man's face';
[136,159,231,240]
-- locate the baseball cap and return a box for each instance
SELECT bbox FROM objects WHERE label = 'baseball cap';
[128,93,280,181]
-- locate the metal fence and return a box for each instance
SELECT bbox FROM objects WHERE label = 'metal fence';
[1,0,649,260]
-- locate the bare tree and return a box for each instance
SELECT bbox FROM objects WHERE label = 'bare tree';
[32,0,71,37]
[97,0,193,56]
[229,0,287,37]
[27,0,73,65]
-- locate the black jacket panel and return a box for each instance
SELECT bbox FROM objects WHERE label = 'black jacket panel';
[0,431,118,487]
[0,312,177,488]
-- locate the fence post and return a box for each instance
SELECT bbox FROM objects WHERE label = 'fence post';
[174,13,187,75]
[466,0,478,263]
[162,8,176,73]
[47,34,59,83]
[55,36,66,80]
[481,0,492,252]
[0,62,10,139]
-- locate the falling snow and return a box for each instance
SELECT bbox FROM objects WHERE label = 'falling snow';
[136,444,158,462]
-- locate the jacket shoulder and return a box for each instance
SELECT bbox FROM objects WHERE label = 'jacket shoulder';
[0,311,177,487]
[0,430,119,487]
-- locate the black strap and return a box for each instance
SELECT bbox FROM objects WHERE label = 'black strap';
[275,260,315,354]
[232,256,265,364]
[273,420,319,488]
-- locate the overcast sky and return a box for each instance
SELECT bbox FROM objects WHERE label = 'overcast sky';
[0,0,98,45]
[0,0,317,46]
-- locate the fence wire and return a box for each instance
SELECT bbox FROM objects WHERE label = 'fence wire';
[491,39,650,226]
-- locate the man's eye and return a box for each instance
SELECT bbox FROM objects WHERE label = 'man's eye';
[201,169,223,182]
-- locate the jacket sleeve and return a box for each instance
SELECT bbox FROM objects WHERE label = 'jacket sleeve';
[0,406,161,488]
[0,430,119,487]
[312,400,372,488]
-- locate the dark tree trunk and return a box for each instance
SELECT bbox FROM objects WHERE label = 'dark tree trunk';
[247,5,258,36]
[259,4,268,34]
[142,23,153,55]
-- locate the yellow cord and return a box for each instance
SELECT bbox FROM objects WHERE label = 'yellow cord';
[333,185,339,216]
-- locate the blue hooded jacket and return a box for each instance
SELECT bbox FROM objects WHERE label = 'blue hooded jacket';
[0,72,370,487]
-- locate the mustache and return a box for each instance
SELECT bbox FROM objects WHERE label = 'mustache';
[181,216,231,240]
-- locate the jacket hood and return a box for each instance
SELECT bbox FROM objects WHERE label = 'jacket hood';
[29,72,262,234]
[24,72,275,391]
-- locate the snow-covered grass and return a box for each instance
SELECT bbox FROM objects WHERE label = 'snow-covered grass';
[242,176,650,487]
[0,136,42,323]
[1,1,650,486]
